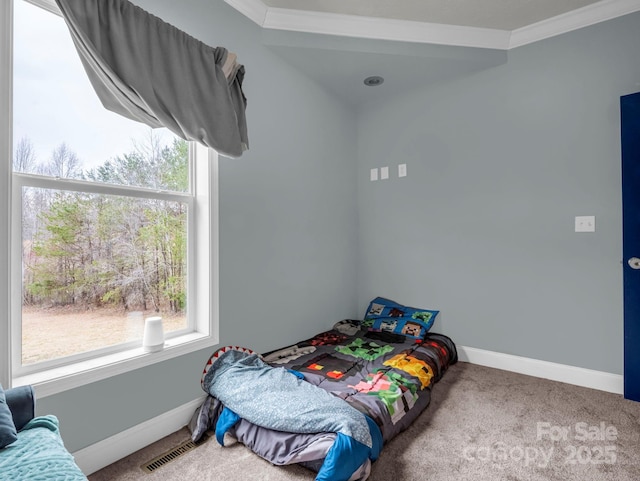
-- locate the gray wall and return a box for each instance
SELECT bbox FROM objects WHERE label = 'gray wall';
[37,0,359,452]
[35,0,640,455]
[356,12,640,375]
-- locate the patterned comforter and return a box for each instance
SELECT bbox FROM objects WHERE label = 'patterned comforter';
[191,319,457,481]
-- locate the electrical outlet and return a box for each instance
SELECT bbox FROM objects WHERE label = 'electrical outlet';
[380,166,389,180]
[575,216,595,232]
[398,164,407,177]
[370,168,378,181]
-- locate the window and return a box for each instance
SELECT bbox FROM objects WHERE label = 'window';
[0,0,218,395]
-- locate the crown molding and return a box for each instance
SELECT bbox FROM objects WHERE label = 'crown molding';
[263,8,511,49]
[510,0,640,48]
[225,0,640,50]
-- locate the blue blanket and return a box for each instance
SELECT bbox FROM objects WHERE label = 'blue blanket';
[203,350,382,481]
[0,415,87,481]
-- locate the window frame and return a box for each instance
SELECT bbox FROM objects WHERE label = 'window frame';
[0,0,219,397]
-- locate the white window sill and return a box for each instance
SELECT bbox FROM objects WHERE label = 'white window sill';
[13,332,218,399]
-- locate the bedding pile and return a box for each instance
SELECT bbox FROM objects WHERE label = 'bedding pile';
[190,297,457,481]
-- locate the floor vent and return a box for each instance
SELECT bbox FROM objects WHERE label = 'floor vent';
[141,435,208,474]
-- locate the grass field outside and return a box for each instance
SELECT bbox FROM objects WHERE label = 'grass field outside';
[21,306,186,365]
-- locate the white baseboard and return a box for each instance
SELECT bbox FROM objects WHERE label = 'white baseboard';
[458,345,624,395]
[72,395,206,476]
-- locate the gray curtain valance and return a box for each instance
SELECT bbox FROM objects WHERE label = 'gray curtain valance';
[55,0,248,158]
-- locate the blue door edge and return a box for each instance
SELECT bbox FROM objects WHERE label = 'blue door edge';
[621,91,640,401]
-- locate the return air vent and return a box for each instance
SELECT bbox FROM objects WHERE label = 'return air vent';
[141,435,208,473]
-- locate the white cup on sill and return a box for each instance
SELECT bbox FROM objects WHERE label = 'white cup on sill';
[142,316,164,352]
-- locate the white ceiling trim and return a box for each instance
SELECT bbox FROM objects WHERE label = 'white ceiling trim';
[263,8,512,49]
[226,0,640,50]
[510,0,640,48]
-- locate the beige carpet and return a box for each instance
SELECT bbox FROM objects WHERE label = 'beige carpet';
[88,362,640,481]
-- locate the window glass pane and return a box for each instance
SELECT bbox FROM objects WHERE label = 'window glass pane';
[21,187,188,366]
[13,0,187,193]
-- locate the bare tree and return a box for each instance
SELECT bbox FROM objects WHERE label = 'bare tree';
[130,129,164,189]
[44,143,81,178]
[13,136,38,173]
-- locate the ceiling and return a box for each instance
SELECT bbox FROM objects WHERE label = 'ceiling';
[261,29,508,106]
[228,0,640,106]
[226,0,640,49]
[259,0,602,31]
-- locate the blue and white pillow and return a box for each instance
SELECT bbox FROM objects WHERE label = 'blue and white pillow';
[364,297,438,339]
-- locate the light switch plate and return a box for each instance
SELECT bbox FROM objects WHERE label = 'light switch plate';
[575,216,595,232]
[398,164,407,177]
[380,166,389,180]
[370,168,378,181]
